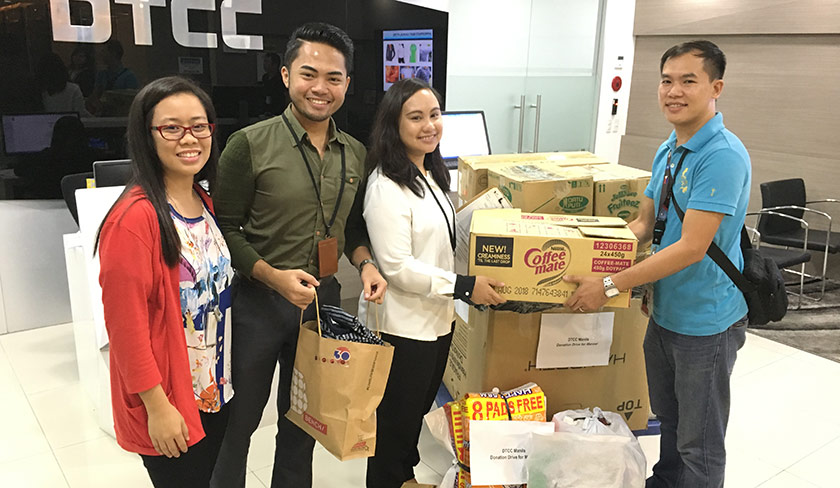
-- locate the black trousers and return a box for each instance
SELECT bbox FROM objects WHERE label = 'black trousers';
[366,324,454,488]
[141,403,230,488]
[210,275,341,488]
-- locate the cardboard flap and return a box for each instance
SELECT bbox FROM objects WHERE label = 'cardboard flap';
[579,226,637,240]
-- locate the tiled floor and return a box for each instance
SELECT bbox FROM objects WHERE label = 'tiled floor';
[1,323,838,487]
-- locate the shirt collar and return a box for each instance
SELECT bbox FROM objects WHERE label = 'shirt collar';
[666,112,725,153]
[282,104,348,147]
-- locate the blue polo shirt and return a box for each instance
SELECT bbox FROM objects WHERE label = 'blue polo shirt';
[644,113,751,336]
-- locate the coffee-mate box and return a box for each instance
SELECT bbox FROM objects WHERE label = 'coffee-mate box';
[488,164,594,215]
[468,208,637,307]
[458,151,607,202]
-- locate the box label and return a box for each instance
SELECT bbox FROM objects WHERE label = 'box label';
[524,239,571,285]
[474,237,514,267]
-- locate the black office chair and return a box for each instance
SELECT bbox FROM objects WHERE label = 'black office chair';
[747,210,812,309]
[60,171,93,226]
[758,178,840,299]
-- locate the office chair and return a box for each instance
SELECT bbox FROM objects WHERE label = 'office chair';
[758,178,840,300]
[747,210,812,310]
[60,171,93,226]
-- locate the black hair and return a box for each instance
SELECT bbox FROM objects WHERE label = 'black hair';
[36,53,70,96]
[366,78,449,198]
[71,44,96,71]
[94,76,220,267]
[660,40,726,81]
[105,39,124,61]
[284,22,354,74]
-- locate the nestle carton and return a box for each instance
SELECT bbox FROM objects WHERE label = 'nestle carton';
[568,164,652,222]
[457,151,608,202]
[468,209,637,307]
[443,299,651,431]
[487,164,594,215]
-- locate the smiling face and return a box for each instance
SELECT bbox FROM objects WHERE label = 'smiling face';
[398,88,442,167]
[150,92,212,182]
[281,41,350,125]
[659,51,723,141]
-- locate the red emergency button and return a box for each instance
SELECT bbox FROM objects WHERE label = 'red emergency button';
[611,76,622,92]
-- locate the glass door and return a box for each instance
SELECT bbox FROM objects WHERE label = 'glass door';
[521,0,603,153]
[444,0,532,155]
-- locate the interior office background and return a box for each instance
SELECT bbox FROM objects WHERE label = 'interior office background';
[0,0,838,337]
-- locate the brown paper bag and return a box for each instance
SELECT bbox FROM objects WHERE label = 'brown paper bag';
[286,298,394,461]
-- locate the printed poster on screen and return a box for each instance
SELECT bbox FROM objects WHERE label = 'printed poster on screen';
[383,29,433,91]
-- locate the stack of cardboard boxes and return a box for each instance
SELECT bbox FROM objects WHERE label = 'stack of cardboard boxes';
[445,152,653,431]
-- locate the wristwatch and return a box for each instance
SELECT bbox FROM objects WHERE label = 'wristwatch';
[603,276,620,298]
[358,258,378,274]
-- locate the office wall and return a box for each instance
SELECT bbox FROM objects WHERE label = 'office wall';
[622,0,840,274]
[622,2,840,209]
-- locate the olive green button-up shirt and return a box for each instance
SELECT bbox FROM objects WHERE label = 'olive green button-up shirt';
[213,105,368,278]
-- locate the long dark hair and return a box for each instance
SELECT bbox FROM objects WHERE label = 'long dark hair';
[36,53,70,96]
[366,78,449,197]
[94,76,220,267]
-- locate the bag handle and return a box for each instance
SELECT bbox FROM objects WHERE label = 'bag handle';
[365,302,382,338]
[299,291,322,337]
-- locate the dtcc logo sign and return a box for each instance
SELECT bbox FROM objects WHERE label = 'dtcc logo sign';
[49,0,263,50]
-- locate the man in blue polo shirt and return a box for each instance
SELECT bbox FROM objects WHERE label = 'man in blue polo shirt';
[565,40,750,487]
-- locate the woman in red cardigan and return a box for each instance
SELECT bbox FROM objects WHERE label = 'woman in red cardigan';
[96,76,234,487]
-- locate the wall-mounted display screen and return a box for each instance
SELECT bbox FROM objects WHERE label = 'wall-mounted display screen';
[383,29,433,91]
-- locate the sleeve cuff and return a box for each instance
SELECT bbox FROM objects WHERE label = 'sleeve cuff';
[454,275,476,302]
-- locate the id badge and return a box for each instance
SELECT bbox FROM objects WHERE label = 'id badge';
[318,237,339,277]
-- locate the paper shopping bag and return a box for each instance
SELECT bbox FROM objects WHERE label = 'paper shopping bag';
[286,301,393,461]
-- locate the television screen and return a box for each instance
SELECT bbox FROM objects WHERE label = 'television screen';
[383,29,433,91]
[2,112,80,155]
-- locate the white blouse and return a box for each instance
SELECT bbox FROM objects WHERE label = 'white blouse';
[359,168,457,341]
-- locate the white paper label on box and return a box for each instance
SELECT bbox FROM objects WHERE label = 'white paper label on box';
[469,420,555,485]
[536,312,615,369]
[454,299,470,325]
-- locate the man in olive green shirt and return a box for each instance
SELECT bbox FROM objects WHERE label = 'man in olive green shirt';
[211,23,386,488]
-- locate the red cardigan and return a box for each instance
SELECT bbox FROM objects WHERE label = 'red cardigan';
[98,186,211,455]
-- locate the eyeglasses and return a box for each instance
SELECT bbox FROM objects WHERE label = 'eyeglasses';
[150,123,216,141]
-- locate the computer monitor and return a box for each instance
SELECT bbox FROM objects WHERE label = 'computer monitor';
[93,159,132,188]
[1,112,80,155]
[439,111,491,169]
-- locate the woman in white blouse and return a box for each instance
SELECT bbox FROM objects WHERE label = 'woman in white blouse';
[361,78,505,488]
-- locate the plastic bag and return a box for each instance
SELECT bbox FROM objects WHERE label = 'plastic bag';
[552,407,634,438]
[526,432,646,488]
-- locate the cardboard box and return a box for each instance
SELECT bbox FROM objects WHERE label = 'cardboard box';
[457,151,608,202]
[443,299,650,430]
[487,164,594,215]
[578,164,652,222]
[468,209,637,307]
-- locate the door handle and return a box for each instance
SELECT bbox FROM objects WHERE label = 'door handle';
[529,94,542,153]
[513,94,526,153]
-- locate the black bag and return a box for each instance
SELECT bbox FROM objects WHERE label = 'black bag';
[672,200,788,326]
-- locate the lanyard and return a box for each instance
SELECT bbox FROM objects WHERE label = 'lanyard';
[282,113,346,238]
[421,174,456,253]
[653,149,689,245]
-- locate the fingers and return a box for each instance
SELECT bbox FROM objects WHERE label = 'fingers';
[366,280,387,303]
[485,278,505,288]
[174,430,188,455]
[293,269,320,288]
[181,418,190,442]
[562,275,581,284]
